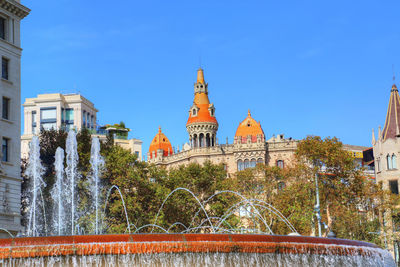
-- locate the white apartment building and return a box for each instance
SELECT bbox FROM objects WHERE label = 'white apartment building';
[21,93,143,160]
[0,0,30,237]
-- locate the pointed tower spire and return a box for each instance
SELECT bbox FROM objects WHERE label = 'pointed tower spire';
[382,83,400,141]
[372,128,376,144]
[248,109,251,117]
[197,68,205,84]
[187,68,218,148]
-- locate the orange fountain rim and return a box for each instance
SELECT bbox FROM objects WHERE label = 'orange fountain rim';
[0,234,381,259]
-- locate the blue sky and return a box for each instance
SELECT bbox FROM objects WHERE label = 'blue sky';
[21,0,400,154]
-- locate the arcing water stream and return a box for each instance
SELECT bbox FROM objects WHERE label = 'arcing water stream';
[24,130,298,236]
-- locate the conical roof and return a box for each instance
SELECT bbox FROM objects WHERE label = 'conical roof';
[186,68,218,125]
[382,84,400,141]
[149,127,173,158]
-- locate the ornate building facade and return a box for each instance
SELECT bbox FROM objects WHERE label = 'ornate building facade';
[372,83,400,194]
[147,68,298,175]
[372,83,400,256]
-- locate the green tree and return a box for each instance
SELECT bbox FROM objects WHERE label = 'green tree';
[156,161,235,233]
[295,136,395,244]
[102,145,159,233]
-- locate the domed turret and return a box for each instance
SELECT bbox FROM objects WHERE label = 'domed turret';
[186,68,218,148]
[235,110,265,144]
[149,127,173,159]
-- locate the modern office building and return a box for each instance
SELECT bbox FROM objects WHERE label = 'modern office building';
[21,93,98,158]
[21,93,142,160]
[0,0,30,237]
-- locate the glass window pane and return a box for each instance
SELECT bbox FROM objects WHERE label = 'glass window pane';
[2,138,8,162]
[237,160,243,171]
[0,18,5,40]
[388,155,393,170]
[390,180,399,195]
[2,97,9,120]
[32,111,36,123]
[41,108,56,120]
[244,159,250,169]
[65,109,74,121]
[277,160,284,169]
[250,159,256,168]
[2,57,8,80]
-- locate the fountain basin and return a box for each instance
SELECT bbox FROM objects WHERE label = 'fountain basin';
[0,234,395,266]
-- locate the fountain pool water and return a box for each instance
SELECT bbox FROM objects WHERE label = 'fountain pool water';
[0,234,395,266]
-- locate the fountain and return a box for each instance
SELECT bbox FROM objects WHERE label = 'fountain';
[89,137,104,234]
[24,136,46,237]
[65,130,80,235]
[1,131,394,266]
[51,147,66,236]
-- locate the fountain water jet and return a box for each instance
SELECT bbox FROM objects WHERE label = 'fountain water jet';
[51,147,65,235]
[89,137,104,234]
[25,136,46,237]
[65,130,80,235]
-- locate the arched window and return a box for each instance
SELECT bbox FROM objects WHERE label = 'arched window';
[193,134,198,148]
[192,109,197,116]
[393,154,397,169]
[237,160,243,171]
[387,154,392,170]
[244,159,250,169]
[257,158,264,165]
[250,159,256,168]
[199,133,204,147]
[277,160,284,169]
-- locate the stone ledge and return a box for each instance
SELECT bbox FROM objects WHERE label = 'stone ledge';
[1,78,13,85]
[0,118,13,124]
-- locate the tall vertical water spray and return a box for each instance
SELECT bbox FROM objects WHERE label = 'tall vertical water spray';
[51,147,65,235]
[25,136,45,237]
[65,130,79,235]
[89,137,104,234]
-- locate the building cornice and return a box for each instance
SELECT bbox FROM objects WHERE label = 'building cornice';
[0,0,30,19]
